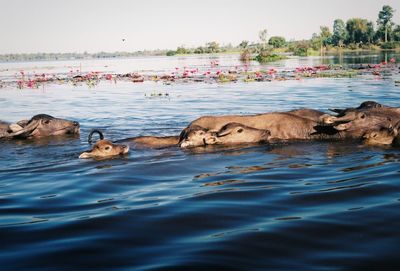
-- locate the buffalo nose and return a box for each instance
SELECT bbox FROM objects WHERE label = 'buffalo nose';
[73,121,79,127]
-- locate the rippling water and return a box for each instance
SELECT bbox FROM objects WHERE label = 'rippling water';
[1,53,400,270]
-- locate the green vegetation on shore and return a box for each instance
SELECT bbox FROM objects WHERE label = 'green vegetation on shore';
[1,5,399,63]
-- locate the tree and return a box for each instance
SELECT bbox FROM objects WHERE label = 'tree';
[393,25,400,41]
[332,19,347,47]
[259,29,268,43]
[206,41,220,53]
[268,36,286,48]
[258,29,268,50]
[346,18,370,44]
[319,26,332,46]
[176,46,188,54]
[239,40,249,49]
[377,5,395,42]
[366,21,375,43]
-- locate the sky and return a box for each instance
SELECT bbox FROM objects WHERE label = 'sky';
[1,0,400,54]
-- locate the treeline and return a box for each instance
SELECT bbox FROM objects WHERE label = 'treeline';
[168,5,400,58]
[289,5,400,55]
[0,50,168,62]
[166,42,237,56]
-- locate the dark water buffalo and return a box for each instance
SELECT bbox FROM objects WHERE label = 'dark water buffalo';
[329,101,386,116]
[0,114,80,139]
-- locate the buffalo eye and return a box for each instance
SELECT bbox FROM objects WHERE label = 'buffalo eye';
[105,146,111,151]
[373,133,378,138]
[360,114,366,119]
[44,119,50,124]
[237,128,243,133]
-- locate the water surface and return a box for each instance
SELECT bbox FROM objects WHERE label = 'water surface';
[1,53,400,270]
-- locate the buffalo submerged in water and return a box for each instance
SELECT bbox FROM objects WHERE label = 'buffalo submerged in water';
[0,114,80,139]
[80,101,400,159]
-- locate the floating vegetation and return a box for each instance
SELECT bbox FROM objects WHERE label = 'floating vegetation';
[1,61,398,90]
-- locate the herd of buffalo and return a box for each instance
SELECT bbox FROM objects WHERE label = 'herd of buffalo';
[1,101,400,159]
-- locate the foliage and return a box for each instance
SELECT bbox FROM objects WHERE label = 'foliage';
[377,5,395,42]
[254,42,286,62]
[393,25,400,41]
[346,18,373,44]
[332,19,347,46]
[290,41,310,56]
[205,41,220,53]
[259,29,268,44]
[255,53,286,63]
[166,50,176,56]
[240,49,251,62]
[239,40,249,49]
[194,47,206,54]
[176,46,189,54]
[380,41,400,49]
[268,36,286,48]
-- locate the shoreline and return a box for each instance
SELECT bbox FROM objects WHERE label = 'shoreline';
[1,48,399,64]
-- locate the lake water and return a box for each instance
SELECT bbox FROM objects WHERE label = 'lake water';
[1,52,400,270]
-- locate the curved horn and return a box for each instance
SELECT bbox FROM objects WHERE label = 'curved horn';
[7,119,40,138]
[88,129,104,144]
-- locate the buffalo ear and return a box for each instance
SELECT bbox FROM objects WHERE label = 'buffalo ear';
[216,126,231,137]
[79,151,93,159]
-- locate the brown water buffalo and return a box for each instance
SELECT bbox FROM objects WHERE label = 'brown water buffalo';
[80,128,208,158]
[323,101,400,125]
[331,111,398,138]
[179,112,339,144]
[287,108,328,122]
[204,123,271,146]
[0,114,80,139]
[79,139,130,159]
[329,101,386,116]
[362,121,400,146]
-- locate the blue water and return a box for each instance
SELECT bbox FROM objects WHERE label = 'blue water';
[1,53,400,270]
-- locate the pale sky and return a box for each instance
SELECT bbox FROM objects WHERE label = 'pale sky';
[1,0,399,54]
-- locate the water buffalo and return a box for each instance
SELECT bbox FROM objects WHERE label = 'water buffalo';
[179,112,339,143]
[79,139,130,159]
[323,101,400,125]
[329,101,386,116]
[80,128,209,158]
[287,108,328,122]
[362,121,400,146]
[178,125,215,148]
[0,114,80,139]
[330,111,398,138]
[204,123,271,146]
